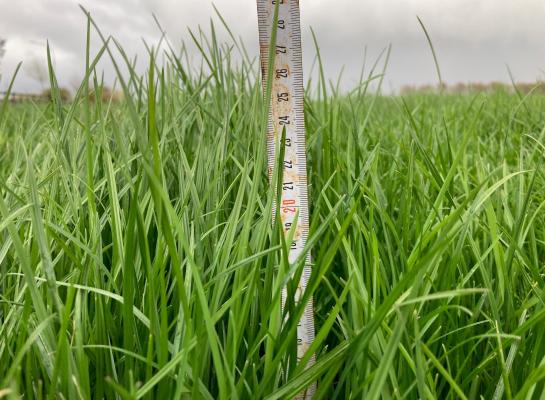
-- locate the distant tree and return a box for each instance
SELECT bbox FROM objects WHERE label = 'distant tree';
[88,86,123,103]
[0,38,5,57]
[26,56,48,89]
[0,38,6,76]
[41,87,72,103]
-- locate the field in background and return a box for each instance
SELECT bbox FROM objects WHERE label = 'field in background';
[2,20,545,399]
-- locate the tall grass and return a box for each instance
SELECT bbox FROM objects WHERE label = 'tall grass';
[2,12,545,399]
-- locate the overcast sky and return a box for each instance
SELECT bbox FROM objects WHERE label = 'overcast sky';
[1,0,544,93]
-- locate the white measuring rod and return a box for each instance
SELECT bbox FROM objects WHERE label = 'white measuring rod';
[256,1,316,397]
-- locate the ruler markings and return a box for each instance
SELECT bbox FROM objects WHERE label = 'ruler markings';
[256,0,316,398]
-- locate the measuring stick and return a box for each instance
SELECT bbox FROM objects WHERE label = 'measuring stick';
[256,1,316,397]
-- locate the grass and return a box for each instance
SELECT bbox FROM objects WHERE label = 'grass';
[2,12,545,399]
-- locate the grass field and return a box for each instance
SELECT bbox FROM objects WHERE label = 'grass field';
[2,19,545,399]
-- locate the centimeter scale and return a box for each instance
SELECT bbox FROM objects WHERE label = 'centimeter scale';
[257,1,316,398]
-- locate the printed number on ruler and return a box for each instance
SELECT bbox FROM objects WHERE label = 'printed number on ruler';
[256,1,316,397]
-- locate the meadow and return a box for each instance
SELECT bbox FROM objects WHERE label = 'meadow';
[2,17,545,399]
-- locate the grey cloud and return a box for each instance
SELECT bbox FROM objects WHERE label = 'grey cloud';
[0,0,544,93]
[0,0,161,91]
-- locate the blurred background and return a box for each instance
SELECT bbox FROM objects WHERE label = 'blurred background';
[0,0,544,94]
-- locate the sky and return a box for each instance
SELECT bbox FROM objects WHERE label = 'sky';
[1,0,544,93]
